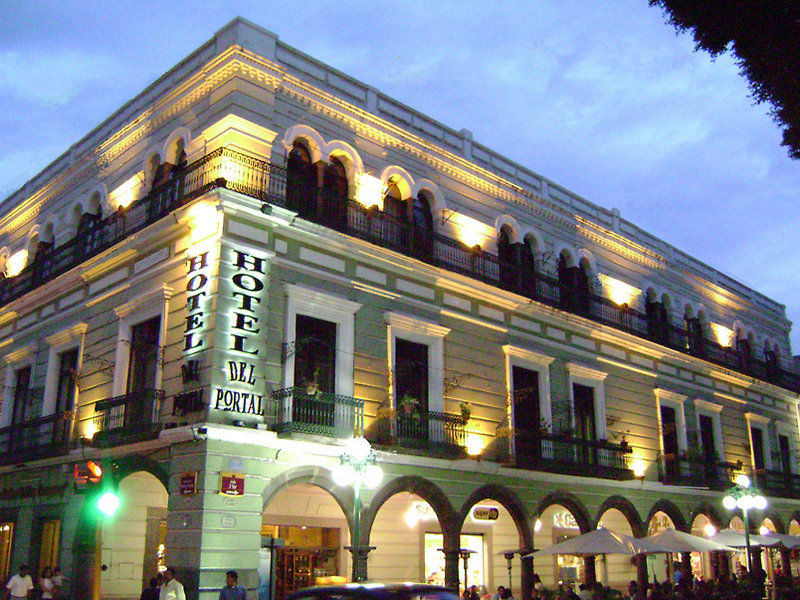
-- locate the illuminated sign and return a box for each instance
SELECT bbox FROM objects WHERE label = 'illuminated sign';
[472,506,500,521]
[219,472,245,496]
[184,251,210,353]
[553,512,579,529]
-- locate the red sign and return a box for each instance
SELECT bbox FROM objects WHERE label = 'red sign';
[219,472,245,496]
[180,472,197,496]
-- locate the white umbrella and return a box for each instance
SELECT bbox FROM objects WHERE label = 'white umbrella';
[525,527,669,557]
[710,528,781,548]
[644,529,736,553]
[760,531,800,550]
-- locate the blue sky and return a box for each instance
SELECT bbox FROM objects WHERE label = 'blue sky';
[2,1,799,354]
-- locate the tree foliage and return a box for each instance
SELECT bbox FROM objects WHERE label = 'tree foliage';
[650,1,800,159]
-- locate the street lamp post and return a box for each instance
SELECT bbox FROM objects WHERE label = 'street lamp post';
[723,474,767,573]
[333,437,383,582]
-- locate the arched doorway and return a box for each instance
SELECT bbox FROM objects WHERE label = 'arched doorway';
[692,513,721,579]
[535,499,590,587]
[262,482,350,599]
[646,510,677,583]
[100,471,168,598]
[596,507,639,590]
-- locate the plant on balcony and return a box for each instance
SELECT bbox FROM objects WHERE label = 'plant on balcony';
[399,394,421,421]
[539,418,552,435]
[495,417,513,439]
[303,368,322,396]
[459,401,471,421]
[376,398,395,420]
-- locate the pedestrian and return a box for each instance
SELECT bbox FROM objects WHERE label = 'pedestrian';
[3,565,35,600]
[219,570,246,600]
[141,577,160,600]
[159,567,185,600]
[50,568,63,600]
[39,567,55,600]
[492,587,505,600]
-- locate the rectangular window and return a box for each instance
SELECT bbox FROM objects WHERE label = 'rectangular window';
[699,415,716,460]
[0,522,12,583]
[11,366,31,425]
[573,383,596,465]
[779,434,792,475]
[661,405,679,479]
[293,315,336,393]
[750,427,766,471]
[395,338,428,442]
[512,366,540,458]
[54,348,78,414]
[126,317,161,393]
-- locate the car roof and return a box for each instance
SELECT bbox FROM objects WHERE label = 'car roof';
[287,584,457,599]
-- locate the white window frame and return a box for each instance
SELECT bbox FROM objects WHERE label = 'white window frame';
[42,323,87,416]
[694,398,724,460]
[745,412,772,471]
[502,345,554,433]
[654,388,688,454]
[283,284,361,397]
[385,312,450,414]
[566,362,608,439]
[111,285,172,396]
[776,422,797,475]
[0,345,34,428]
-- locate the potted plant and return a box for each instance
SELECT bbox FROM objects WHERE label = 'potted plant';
[304,368,321,396]
[376,398,395,420]
[399,394,420,420]
[459,401,471,421]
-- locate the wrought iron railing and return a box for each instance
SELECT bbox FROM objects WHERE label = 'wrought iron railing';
[272,387,364,438]
[754,468,800,499]
[3,147,797,393]
[394,410,467,452]
[0,412,72,465]
[657,454,740,489]
[92,389,164,447]
[514,428,633,479]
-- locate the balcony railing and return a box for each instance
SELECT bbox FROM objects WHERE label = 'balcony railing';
[514,429,633,480]
[272,387,364,438]
[3,147,797,393]
[0,412,72,465]
[91,389,164,448]
[754,468,800,499]
[657,454,739,489]
[391,410,467,454]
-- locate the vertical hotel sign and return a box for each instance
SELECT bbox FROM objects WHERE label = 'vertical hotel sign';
[212,242,271,416]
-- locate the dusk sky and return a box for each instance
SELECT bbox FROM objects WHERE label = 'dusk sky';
[2,1,798,354]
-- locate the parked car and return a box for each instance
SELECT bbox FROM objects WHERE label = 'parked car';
[287,583,460,600]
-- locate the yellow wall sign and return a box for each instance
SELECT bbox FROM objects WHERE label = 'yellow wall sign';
[219,472,245,496]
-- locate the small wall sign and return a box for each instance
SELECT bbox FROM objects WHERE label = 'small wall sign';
[472,506,500,521]
[219,472,245,496]
[179,472,197,496]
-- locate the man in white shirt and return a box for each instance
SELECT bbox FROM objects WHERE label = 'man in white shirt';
[159,567,186,600]
[4,565,34,600]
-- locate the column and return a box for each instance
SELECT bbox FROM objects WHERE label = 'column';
[442,548,461,591]
[680,552,691,582]
[520,553,534,600]
[346,545,375,582]
[71,504,101,600]
[584,556,597,585]
[780,549,791,579]
[636,554,648,591]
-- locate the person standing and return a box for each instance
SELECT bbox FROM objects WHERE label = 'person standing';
[39,567,55,600]
[141,577,160,600]
[219,570,246,600]
[159,567,185,600]
[3,565,34,600]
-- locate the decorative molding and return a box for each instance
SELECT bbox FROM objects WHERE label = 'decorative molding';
[694,398,723,413]
[566,362,608,382]
[384,312,450,338]
[654,389,688,405]
[502,345,555,367]
[114,284,173,319]
[4,345,32,364]
[44,323,88,348]
[284,283,361,316]
[745,412,771,424]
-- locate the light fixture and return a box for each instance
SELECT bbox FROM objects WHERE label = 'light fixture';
[722,475,767,572]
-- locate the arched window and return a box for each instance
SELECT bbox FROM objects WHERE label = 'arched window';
[497,226,517,292]
[382,181,408,250]
[558,253,571,311]
[286,142,317,218]
[646,290,670,346]
[737,332,753,373]
[322,157,348,231]
[575,258,592,317]
[410,192,434,260]
[684,307,704,357]
[764,341,779,377]
[75,195,104,259]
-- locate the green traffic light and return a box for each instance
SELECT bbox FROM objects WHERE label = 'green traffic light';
[97,491,120,516]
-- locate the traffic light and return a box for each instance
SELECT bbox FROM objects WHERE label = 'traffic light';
[74,460,120,517]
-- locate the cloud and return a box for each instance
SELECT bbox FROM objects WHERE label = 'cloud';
[0,50,118,106]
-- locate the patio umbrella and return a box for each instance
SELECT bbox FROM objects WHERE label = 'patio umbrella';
[644,528,737,553]
[709,528,781,548]
[525,527,669,557]
[760,531,800,550]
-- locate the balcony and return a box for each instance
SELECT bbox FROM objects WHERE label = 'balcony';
[513,429,633,480]
[657,453,740,489]
[91,389,164,448]
[0,412,72,465]
[272,387,364,438]
[372,410,466,457]
[754,469,800,499]
[3,147,797,394]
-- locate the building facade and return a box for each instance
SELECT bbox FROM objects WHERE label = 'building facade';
[0,17,798,600]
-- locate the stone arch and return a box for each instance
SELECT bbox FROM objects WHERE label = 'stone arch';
[522,228,545,254]
[25,225,41,256]
[646,499,688,532]
[40,220,56,244]
[761,513,786,534]
[323,139,364,181]
[553,243,577,269]
[261,465,348,516]
[535,491,592,533]
[281,124,325,163]
[690,502,724,531]
[594,495,645,537]
[0,247,8,276]
[494,215,522,244]
[379,166,415,200]
[576,248,597,276]
[162,126,192,164]
[459,483,535,549]
[789,512,800,533]
[114,454,169,490]
[143,146,162,187]
[362,475,459,543]
[412,179,448,218]
[68,201,85,232]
